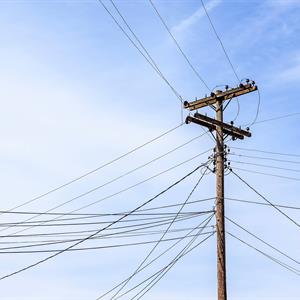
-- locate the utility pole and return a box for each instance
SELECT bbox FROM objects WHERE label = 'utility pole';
[184,81,257,300]
[215,98,226,300]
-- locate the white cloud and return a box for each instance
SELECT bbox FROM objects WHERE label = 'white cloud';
[278,53,300,82]
[171,0,222,35]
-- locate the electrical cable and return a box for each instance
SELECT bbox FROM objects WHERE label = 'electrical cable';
[125,221,215,300]
[0,232,215,254]
[226,197,300,210]
[0,212,213,251]
[253,112,300,125]
[227,232,300,276]
[112,214,215,300]
[226,216,300,265]
[2,123,183,215]
[229,146,300,158]
[0,196,215,218]
[230,159,300,173]
[229,153,300,164]
[231,170,300,228]
[110,162,211,299]
[95,213,214,300]
[148,0,210,91]
[1,149,212,237]
[0,162,206,281]
[200,0,240,82]
[98,0,183,103]
[232,167,300,182]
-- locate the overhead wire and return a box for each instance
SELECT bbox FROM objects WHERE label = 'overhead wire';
[226,197,300,211]
[229,146,300,158]
[0,163,206,281]
[98,0,183,103]
[229,153,300,164]
[0,212,213,251]
[0,232,215,255]
[1,148,212,237]
[230,159,300,173]
[0,196,215,218]
[231,170,300,228]
[227,232,300,276]
[2,123,183,215]
[123,217,215,300]
[0,214,200,240]
[148,0,210,91]
[109,162,211,299]
[0,225,215,246]
[200,0,244,123]
[95,213,214,300]
[253,112,300,125]
[232,167,300,182]
[200,0,240,82]
[226,216,300,266]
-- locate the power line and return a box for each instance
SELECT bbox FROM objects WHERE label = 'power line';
[232,166,300,182]
[226,216,300,266]
[229,146,300,158]
[0,225,215,246]
[0,163,206,281]
[0,196,215,218]
[226,197,300,211]
[0,213,212,251]
[253,112,300,125]
[2,123,183,216]
[98,0,183,103]
[200,0,240,82]
[2,148,212,237]
[110,162,211,299]
[0,213,205,228]
[230,159,300,173]
[123,220,215,300]
[148,0,210,91]
[1,214,200,240]
[96,213,214,300]
[227,232,300,276]
[0,232,215,254]
[231,170,300,228]
[229,153,300,165]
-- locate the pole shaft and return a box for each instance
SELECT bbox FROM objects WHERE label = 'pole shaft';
[215,99,227,300]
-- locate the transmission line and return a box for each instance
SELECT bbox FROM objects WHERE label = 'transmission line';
[2,123,183,216]
[109,162,211,299]
[230,146,300,158]
[226,197,300,211]
[148,0,210,91]
[228,232,300,276]
[232,167,300,182]
[98,0,183,103]
[0,163,206,281]
[95,213,214,300]
[231,170,300,228]
[1,148,212,237]
[226,216,300,265]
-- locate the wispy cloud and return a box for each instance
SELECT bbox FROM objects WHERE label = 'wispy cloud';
[279,53,300,82]
[171,0,222,35]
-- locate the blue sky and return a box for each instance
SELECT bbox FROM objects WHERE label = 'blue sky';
[0,0,300,299]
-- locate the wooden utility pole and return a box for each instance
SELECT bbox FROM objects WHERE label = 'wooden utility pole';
[184,81,257,300]
[215,99,226,300]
